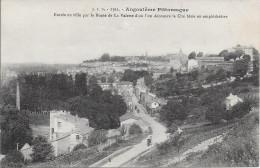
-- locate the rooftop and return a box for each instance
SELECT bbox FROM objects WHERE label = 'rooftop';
[54,112,94,135]
[226,93,243,101]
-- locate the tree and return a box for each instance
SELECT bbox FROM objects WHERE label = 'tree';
[0,105,33,154]
[234,49,245,58]
[188,70,199,81]
[1,150,24,168]
[243,55,251,62]
[205,101,226,124]
[233,58,250,78]
[129,124,142,135]
[100,77,106,83]
[107,75,115,84]
[160,101,188,126]
[188,51,196,59]
[88,130,108,147]
[144,75,154,87]
[120,125,127,136]
[75,73,87,95]
[253,47,259,61]
[170,67,174,73]
[101,53,110,62]
[197,52,203,57]
[31,136,54,162]
[219,50,229,58]
[226,98,256,120]
[73,143,86,151]
[215,68,227,81]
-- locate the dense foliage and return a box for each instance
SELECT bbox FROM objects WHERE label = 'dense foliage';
[64,86,126,129]
[160,99,189,126]
[0,105,33,154]
[0,150,24,168]
[129,124,142,135]
[1,73,127,130]
[198,111,259,167]
[100,53,126,62]
[121,69,151,85]
[88,130,108,147]
[31,135,54,162]
[73,143,86,151]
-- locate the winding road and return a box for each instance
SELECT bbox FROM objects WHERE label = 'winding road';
[101,95,168,167]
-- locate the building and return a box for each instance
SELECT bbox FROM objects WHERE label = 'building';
[134,77,149,100]
[98,82,111,91]
[196,56,234,70]
[50,110,94,156]
[226,93,243,110]
[140,92,167,116]
[187,59,199,72]
[20,143,33,161]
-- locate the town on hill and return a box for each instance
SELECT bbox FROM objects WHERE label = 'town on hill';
[0,44,259,167]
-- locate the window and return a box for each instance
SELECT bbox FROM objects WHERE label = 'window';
[57,122,61,127]
[76,135,80,141]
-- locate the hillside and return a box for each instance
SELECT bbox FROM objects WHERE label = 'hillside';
[126,109,259,167]
[176,109,259,167]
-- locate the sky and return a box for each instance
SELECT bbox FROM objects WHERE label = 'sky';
[1,0,260,64]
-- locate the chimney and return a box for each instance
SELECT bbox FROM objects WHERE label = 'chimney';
[16,81,20,111]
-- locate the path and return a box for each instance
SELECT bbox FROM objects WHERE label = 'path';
[101,95,168,167]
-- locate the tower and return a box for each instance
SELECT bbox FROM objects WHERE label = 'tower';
[16,80,20,111]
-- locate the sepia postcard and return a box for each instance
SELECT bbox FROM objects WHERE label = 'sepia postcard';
[1,0,259,167]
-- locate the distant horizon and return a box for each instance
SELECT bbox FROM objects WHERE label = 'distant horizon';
[2,45,259,65]
[2,0,259,64]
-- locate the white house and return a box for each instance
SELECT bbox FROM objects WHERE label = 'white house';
[226,93,243,110]
[50,110,94,156]
[187,59,199,72]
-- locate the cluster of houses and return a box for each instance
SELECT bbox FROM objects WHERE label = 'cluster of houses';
[19,108,146,160]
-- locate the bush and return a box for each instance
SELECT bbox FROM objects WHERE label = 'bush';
[0,150,24,168]
[226,98,257,121]
[73,143,86,151]
[156,134,182,155]
[31,135,54,162]
[167,120,183,134]
[88,130,108,147]
[129,124,142,135]
[198,112,259,167]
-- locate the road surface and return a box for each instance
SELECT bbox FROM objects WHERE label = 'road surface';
[101,95,168,167]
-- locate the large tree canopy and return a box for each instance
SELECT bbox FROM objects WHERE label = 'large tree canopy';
[0,105,33,154]
[100,53,110,62]
[188,51,196,59]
